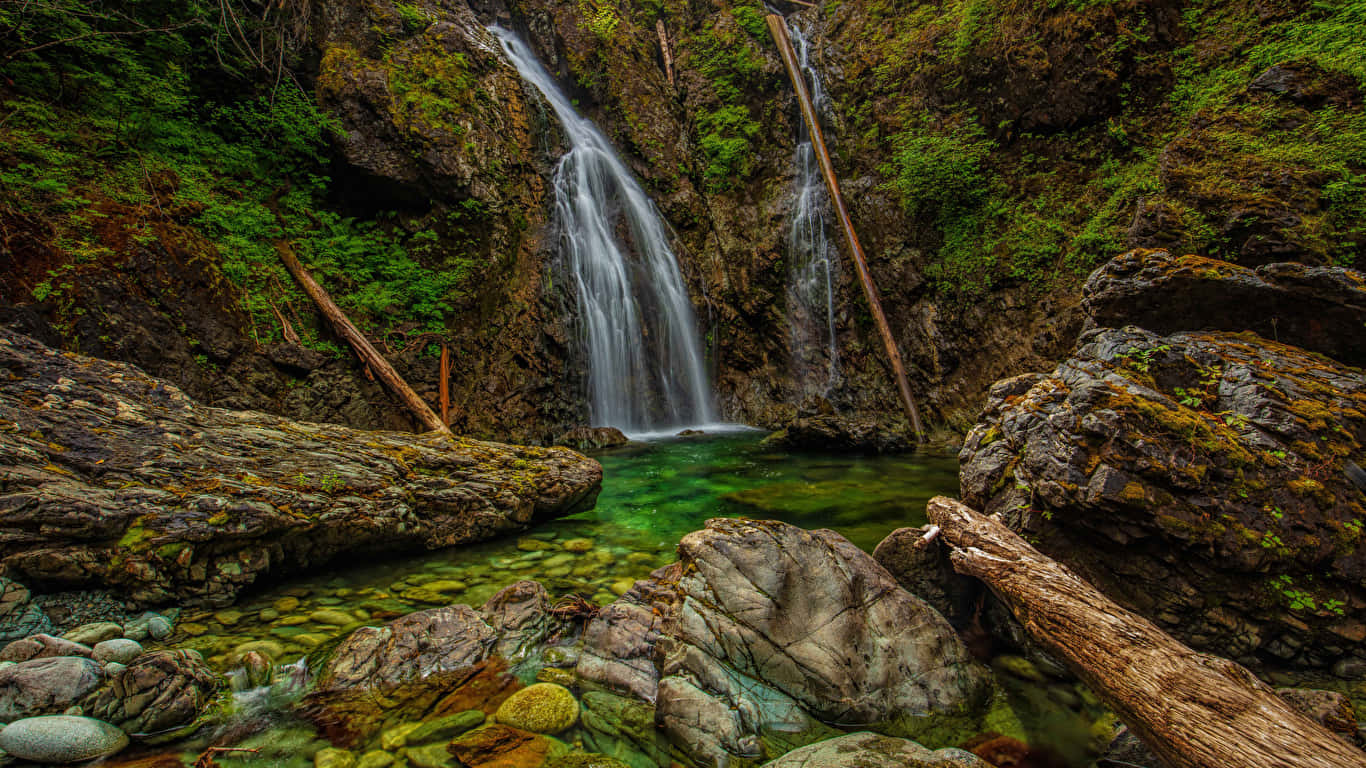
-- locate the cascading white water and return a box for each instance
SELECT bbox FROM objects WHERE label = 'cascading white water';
[491,27,717,434]
[787,24,840,395]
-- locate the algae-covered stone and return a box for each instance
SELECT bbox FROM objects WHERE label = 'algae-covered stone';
[404,742,455,768]
[356,751,395,768]
[548,754,632,768]
[562,539,594,553]
[275,597,301,613]
[0,715,129,763]
[310,610,356,626]
[233,640,285,661]
[537,667,576,687]
[495,683,579,734]
[315,746,357,768]
[405,710,485,745]
[449,724,571,767]
[381,722,423,750]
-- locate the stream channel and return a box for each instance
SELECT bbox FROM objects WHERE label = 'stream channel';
[147,433,1112,768]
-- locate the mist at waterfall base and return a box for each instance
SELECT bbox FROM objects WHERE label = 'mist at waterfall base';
[787,24,841,398]
[492,27,725,438]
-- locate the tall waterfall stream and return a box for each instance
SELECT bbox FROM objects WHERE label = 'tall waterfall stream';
[492,27,716,435]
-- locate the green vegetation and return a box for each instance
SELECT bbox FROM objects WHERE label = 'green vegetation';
[1,0,479,348]
[683,12,768,189]
[851,0,1366,298]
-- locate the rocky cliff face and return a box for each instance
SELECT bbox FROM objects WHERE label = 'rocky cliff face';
[957,251,1366,670]
[0,330,601,606]
[3,0,1362,439]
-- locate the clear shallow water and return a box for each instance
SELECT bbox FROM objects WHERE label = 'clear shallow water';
[150,433,1117,768]
[168,433,961,669]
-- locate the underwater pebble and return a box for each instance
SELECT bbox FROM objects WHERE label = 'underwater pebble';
[147,616,173,640]
[92,639,142,665]
[314,747,356,768]
[233,640,285,661]
[404,742,454,768]
[381,722,423,750]
[274,597,301,613]
[178,623,209,637]
[356,751,395,768]
[561,538,594,553]
[213,610,243,626]
[609,580,634,596]
[309,610,355,626]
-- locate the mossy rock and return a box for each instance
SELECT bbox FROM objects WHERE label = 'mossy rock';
[494,683,579,734]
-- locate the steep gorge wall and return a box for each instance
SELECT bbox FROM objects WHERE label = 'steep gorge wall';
[3,0,1362,440]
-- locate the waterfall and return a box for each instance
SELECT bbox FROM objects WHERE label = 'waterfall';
[491,27,717,434]
[787,24,840,395]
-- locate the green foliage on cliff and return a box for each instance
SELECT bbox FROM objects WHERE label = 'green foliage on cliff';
[859,0,1366,298]
[1,0,476,345]
[884,120,993,218]
[685,16,767,189]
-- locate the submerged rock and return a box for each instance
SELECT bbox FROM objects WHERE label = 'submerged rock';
[759,732,989,767]
[959,325,1366,668]
[0,329,602,607]
[0,714,129,764]
[318,605,497,691]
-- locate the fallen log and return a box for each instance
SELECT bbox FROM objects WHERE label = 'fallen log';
[925,495,1366,768]
[276,242,451,435]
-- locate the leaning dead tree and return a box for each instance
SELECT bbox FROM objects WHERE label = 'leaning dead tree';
[277,243,451,435]
[925,496,1366,768]
[767,15,924,441]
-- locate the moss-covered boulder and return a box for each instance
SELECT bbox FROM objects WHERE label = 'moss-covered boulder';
[0,329,602,607]
[494,683,579,734]
[959,324,1366,669]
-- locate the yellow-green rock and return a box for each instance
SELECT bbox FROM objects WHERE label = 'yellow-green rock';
[404,742,455,768]
[310,609,356,626]
[356,751,395,768]
[380,722,422,750]
[315,747,356,768]
[274,597,301,613]
[494,683,579,734]
[561,538,594,553]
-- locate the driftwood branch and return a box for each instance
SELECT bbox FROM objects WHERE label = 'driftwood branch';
[925,496,1366,768]
[276,243,450,435]
[767,16,925,441]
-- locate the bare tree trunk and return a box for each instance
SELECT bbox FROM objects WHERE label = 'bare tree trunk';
[656,20,675,86]
[925,496,1366,768]
[766,15,925,441]
[439,344,451,427]
[276,243,451,435]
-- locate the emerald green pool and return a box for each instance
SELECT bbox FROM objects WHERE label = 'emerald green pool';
[171,432,961,667]
[156,433,1115,768]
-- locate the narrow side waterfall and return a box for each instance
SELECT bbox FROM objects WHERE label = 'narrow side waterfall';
[787,24,840,396]
[491,27,717,434]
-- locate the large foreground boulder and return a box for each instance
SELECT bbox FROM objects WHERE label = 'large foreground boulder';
[959,325,1365,668]
[760,732,988,768]
[577,519,991,766]
[1083,249,1366,366]
[0,330,601,606]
